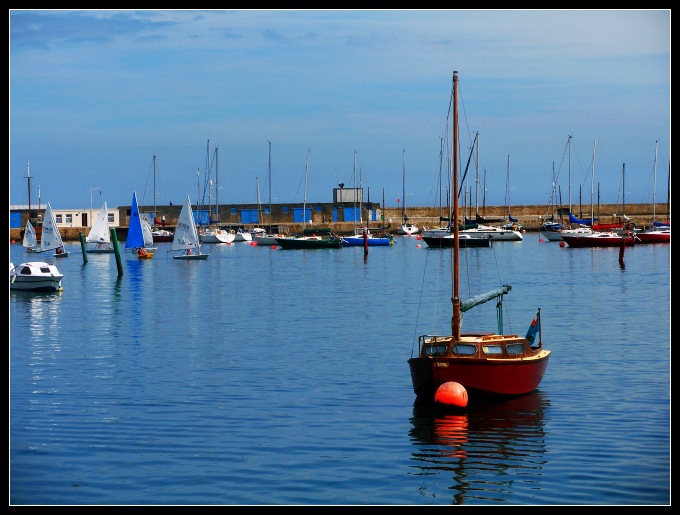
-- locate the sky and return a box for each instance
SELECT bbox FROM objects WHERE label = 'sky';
[9,9,670,213]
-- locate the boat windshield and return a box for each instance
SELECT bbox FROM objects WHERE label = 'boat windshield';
[425,344,447,357]
[506,343,525,356]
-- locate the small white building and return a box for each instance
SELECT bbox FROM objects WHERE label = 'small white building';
[10,204,121,229]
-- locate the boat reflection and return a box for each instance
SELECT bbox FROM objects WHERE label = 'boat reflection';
[409,390,549,504]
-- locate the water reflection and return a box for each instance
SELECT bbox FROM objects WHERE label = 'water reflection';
[409,391,549,504]
[10,290,64,340]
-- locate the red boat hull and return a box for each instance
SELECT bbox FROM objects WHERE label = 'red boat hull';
[636,231,670,244]
[409,353,550,401]
[561,234,636,248]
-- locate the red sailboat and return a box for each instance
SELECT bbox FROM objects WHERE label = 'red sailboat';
[408,71,551,405]
[636,227,669,244]
[562,142,637,248]
[561,231,637,248]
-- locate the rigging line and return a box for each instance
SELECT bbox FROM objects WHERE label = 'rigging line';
[411,241,444,355]
[486,239,517,334]
[457,79,477,170]
[138,155,156,208]
[552,135,571,190]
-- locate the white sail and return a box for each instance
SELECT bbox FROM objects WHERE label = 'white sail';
[22,220,38,249]
[86,202,111,244]
[40,203,64,253]
[141,218,155,246]
[172,196,201,251]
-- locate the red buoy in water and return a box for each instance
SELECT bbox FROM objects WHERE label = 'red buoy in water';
[559,241,566,247]
[435,382,468,408]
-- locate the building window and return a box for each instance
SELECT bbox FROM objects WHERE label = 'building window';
[65,214,73,224]
[282,206,289,213]
[108,214,114,223]
[56,214,63,224]
[230,207,236,215]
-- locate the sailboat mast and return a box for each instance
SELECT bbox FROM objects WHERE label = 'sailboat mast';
[303,149,310,228]
[215,146,219,223]
[268,139,272,230]
[475,133,479,217]
[551,162,556,221]
[505,154,510,221]
[402,150,406,222]
[206,139,210,221]
[622,162,626,219]
[568,135,572,217]
[353,150,357,231]
[153,155,157,226]
[591,139,597,225]
[438,136,444,223]
[652,139,658,223]
[452,70,461,340]
[25,161,32,216]
[359,167,363,224]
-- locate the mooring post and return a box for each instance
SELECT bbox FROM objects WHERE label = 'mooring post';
[111,228,123,277]
[79,232,88,264]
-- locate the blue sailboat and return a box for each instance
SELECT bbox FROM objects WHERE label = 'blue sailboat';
[125,192,154,259]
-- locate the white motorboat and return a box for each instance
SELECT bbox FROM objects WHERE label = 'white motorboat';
[10,261,64,292]
[232,229,253,242]
[200,227,236,244]
[460,224,523,241]
[397,222,420,236]
[250,227,287,246]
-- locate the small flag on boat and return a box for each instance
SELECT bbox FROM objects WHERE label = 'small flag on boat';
[526,311,540,345]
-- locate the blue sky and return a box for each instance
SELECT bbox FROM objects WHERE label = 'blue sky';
[10,10,670,212]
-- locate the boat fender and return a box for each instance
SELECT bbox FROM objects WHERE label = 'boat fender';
[435,382,468,408]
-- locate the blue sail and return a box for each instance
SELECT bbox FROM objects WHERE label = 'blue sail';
[125,192,145,249]
[569,212,598,225]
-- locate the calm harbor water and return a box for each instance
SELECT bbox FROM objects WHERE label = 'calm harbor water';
[10,234,670,505]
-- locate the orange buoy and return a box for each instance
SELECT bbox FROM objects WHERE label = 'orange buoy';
[539,237,544,242]
[559,241,565,247]
[250,241,256,246]
[435,382,468,408]
[270,245,277,249]
[416,243,422,248]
